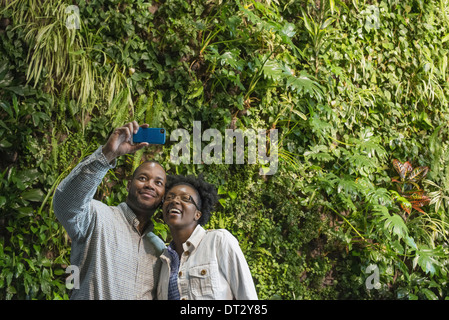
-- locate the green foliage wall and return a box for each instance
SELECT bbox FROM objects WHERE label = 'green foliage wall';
[1,0,448,299]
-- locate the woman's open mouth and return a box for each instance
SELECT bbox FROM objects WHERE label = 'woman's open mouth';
[167,207,182,216]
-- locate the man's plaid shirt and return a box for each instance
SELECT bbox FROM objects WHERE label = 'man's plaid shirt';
[53,146,166,300]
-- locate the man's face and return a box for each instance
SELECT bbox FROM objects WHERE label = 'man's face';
[126,162,166,215]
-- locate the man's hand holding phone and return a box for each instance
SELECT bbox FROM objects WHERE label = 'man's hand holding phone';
[102,121,165,163]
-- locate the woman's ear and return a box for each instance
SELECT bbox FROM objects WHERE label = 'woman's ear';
[194,210,202,221]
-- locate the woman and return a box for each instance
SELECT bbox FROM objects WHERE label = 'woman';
[157,174,258,300]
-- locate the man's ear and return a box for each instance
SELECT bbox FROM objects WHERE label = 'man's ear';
[126,180,131,192]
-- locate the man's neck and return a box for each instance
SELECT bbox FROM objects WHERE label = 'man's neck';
[125,201,155,235]
[132,209,154,235]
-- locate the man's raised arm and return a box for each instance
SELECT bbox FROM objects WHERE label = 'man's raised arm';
[53,121,150,241]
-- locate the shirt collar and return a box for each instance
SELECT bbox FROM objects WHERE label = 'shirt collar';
[119,202,154,235]
[167,243,179,261]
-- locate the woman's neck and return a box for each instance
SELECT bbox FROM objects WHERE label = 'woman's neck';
[170,224,198,257]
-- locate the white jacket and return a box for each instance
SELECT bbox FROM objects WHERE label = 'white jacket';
[157,225,258,300]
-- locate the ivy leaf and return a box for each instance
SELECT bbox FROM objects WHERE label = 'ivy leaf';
[217,185,227,195]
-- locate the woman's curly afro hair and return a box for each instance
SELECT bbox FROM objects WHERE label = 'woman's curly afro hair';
[165,174,219,226]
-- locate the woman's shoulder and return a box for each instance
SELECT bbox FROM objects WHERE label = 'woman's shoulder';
[204,228,239,245]
[205,228,233,236]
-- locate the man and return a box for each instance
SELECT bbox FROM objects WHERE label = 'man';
[53,121,166,299]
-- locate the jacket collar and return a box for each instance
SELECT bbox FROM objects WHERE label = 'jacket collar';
[160,225,206,263]
[181,224,206,252]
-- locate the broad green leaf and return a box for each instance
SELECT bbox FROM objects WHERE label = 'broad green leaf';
[0,139,12,148]
[286,71,324,100]
[442,33,449,43]
[228,191,237,200]
[404,236,418,250]
[413,247,442,275]
[187,85,203,100]
[21,189,45,202]
[220,49,242,70]
[304,144,333,162]
[374,205,408,239]
[218,198,227,207]
[384,213,408,238]
[263,60,283,81]
[280,23,296,38]
[217,185,227,195]
[53,269,65,276]
[421,288,438,300]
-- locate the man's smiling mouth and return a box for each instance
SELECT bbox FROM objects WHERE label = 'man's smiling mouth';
[140,191,156,199]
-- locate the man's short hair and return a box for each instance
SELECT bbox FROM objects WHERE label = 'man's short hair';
[131,161,165,179]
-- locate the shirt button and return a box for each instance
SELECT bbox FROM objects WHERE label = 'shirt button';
[201,269,207,275]
[178,271,183,277]
[186,241,191,246]
[184,251,190,256]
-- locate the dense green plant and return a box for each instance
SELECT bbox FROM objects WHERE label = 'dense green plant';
[1,0,449,300]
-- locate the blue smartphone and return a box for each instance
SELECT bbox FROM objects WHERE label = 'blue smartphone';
[132,127,166,144]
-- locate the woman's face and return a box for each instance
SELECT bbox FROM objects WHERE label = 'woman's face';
[162,184,202,231]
